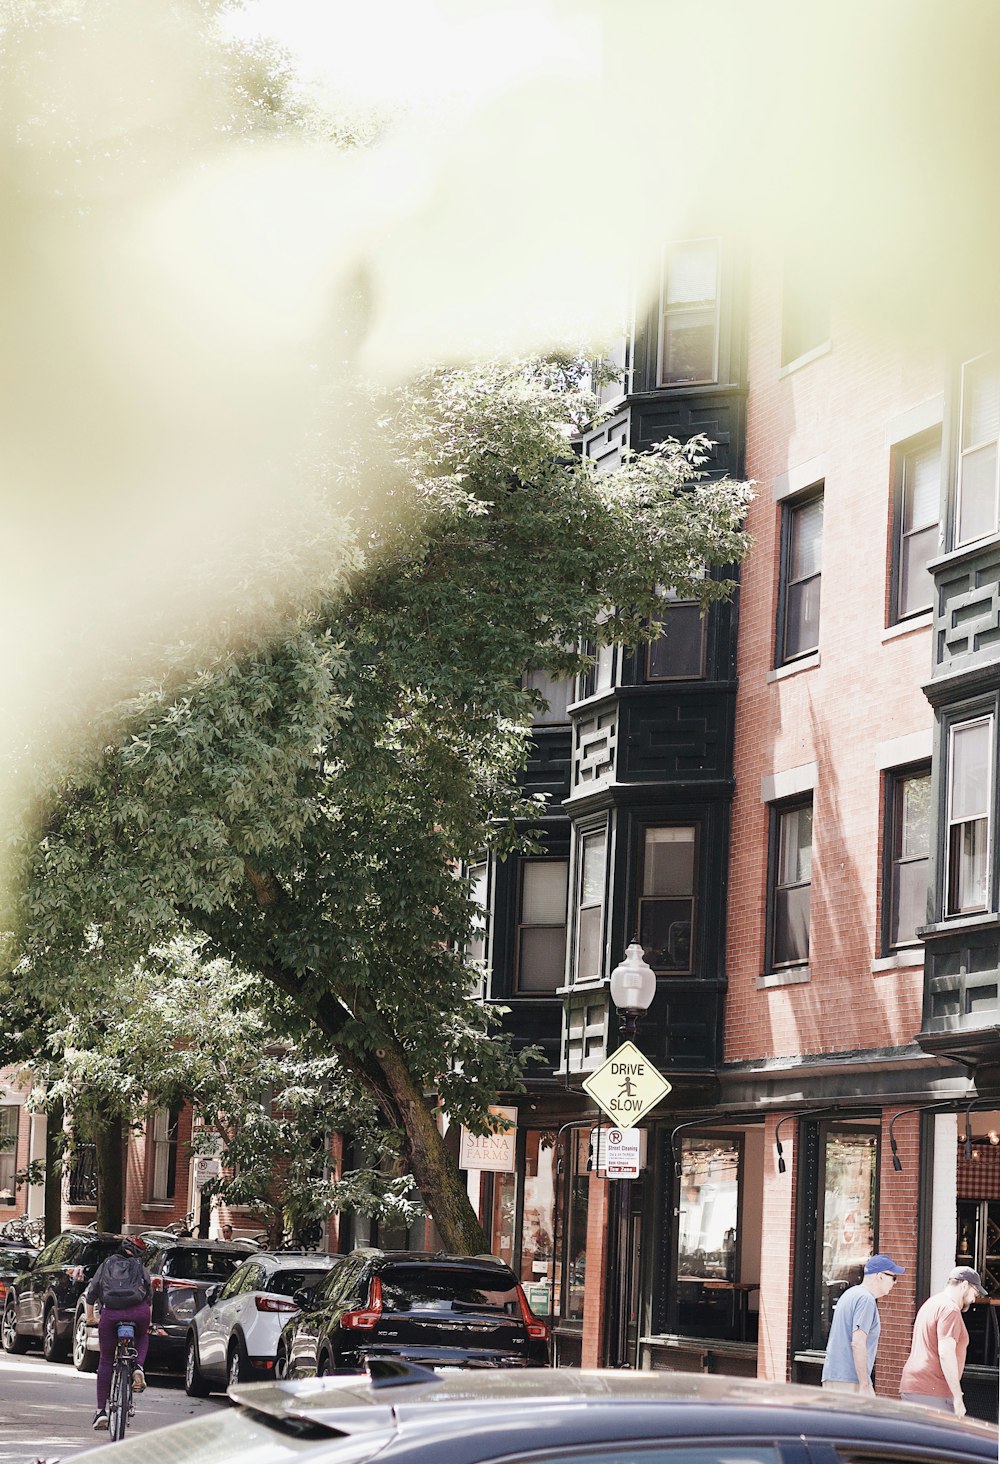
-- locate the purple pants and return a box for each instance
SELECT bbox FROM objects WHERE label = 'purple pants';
[96,1303,151,1410]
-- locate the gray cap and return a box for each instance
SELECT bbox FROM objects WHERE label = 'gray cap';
[948,1266,988,1296]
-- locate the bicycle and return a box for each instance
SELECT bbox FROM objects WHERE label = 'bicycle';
[0,1215,44,1246]
[106,1321,138,1442]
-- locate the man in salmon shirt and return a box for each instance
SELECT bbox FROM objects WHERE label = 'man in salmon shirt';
[899,1266,987,1415]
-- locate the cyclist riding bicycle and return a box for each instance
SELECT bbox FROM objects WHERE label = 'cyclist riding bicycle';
[84,1236,152,1430]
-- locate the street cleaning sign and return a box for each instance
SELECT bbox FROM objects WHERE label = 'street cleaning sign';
[604,1127,643,1179]
[582,1041,671,1126]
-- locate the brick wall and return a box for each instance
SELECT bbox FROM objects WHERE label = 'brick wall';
[581,1174,610,1366]
[757,1114,796,1381]
[875,1110,922,1397]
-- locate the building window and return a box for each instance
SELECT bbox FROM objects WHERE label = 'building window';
[638,826,696,974]
[523,669,572,725]
[658,238,720,387]
[646,598,706,681]
[778,491,823,664]
[516,859,568,993]
[957,353,1000,547]
[781,252,830,366]
[892,433,940,621]
[769,800,813,969]
[577,640,615,701]
[675,1135,742,1340]
[149,1103,180,1203]
[574,828,607,981]
[0,1108,17,1204]
[803,1125,879,1350]
[884,767,931,949]
[466,861,489,996]
[946,717,994,916]
[558,1129,591,1323]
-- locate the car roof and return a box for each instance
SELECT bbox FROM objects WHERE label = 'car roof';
[228,1367,998,1456]
[254,1251,342,1266]
[355,1250,515,1272]
[156,1239,256,1251]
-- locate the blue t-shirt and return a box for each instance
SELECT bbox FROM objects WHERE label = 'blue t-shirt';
[821,1283,880,1382]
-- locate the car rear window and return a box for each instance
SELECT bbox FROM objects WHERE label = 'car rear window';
[270,1268,333,1298]
[81,1239,122,1268]
[164,1249,245,1281]
[0,1248,35,1272]
[380,1265,521,1315]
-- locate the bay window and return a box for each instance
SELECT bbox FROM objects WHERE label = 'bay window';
[516,859,569,993]
[957,353,1000,546]
[946,717,993,916]
[658,239,720,387]
[575,828,607,981]
[638,826,696,973]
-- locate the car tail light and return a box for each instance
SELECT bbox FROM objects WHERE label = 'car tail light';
[66,1266,85,1283]
[516,1285,550,1342]
[341,1275,383,1330]
[0,1280,7,1300]
[151,1275,163,1292]
[254,1296,298,1313]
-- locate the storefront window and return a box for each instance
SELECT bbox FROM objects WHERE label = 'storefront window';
[815,1127,878,1345]
[560,1130,590,1322]
[675,1136,741,1340]
[520,1131,556,1316]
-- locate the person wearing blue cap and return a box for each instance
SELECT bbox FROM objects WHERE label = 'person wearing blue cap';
[821,1253,905,1394]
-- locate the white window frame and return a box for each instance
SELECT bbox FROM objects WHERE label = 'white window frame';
[515,857,569,994]
[657,237,721,389]
[956,353,1000,548]
[0,1107,17,1203]
[573,827,607,983]
[894,433,940,622]
[945,715,994,917]
[149,1104,179,1203]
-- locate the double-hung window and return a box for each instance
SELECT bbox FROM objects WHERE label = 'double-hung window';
[647,595,706,680]
[515,859,569,993]
[0,1108,17,1203]
[885,767,931,948]
[769,800,813,969]
[149,1103,180,1203]
[638,826,696,973]
[658,239,720,387]
[574,828,607,981]
[957,354,1000,546]
[778,491,823,663]
[522,669,572,725]
[893,433,940,620]
[466,861,490,993]
[946,717,993,916]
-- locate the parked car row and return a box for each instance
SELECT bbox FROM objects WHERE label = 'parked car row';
[0,1232,553,1390]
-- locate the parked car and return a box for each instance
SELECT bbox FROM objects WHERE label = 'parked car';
[0,1242,38,1307]
[74,1362,1000,1464]
[1,1228,122,1362]
[275,1249,550,1378]
[184,1250,343,1395]
[75,1237,256,1373]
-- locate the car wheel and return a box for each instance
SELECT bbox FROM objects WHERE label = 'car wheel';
[184,1334,212,1398]
[227,1335,249,1389]
[274,1344,288,1381]
[1,1299,27,1354]
[72,1307,98,1373]
[316,1350,331,1378]
[42,1304,68,1363]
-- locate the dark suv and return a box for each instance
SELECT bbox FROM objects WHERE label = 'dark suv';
[144,1239,255,1370]
[1,1228,122,1362]
[276,1250,550,1378]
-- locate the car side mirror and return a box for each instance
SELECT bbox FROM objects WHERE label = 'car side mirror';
[292,1288,314,1309]
[204,1283,221,1306]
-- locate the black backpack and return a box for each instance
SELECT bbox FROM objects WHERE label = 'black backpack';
[98,1253,148,1310]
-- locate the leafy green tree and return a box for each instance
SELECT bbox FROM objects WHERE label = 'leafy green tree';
[5,361,752,1251]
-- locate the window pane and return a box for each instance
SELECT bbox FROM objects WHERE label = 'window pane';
[522,862,568,924]
[647,603,705,679]
[818,1131,877,1342]
[665,241,719,305]
[639,899,692,972]
[518,927,566,992]
[899,522,937,616]
[951,722,991,820]
[580,833,607,904]
[790,497,824,579]
[519,1131,556,1301]
[783,575,821,658]
[958,442,998,543]
[900,774,931,858]
[523,669,572,725]
[577,905,602,980]
[778,806,812,885]
[949,817,990,913]
[677,1137,739,1279]
[902,441,940,533]
[643,827,696,897]
[467,862,488,962]
[774,884,810,964]
[892,857,928,946]
[661,312,717,385]
[963,356,1000,449]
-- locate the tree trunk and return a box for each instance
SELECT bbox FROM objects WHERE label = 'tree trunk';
[44,1097,64,1243]
[374,1041,487,1255]
[94,1109,125,1233]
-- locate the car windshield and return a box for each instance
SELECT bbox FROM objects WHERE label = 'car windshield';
[380,1265,520,1315]
[165,1249,244,1281]
[270,1268,332,1298]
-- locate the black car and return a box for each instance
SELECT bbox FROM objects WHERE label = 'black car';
[0,1241,38,1308]
[276,1250,550,1378]
[75,1362,1000,1464]
[143,1238,256,1370]
[1,1228,122,1362]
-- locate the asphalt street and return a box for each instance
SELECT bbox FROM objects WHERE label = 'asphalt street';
[0,1349,225,1464]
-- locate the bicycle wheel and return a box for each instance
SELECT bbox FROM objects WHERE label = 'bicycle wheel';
[107,1365,123,1440]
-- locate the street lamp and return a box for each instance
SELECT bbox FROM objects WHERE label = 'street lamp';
[609,940,656,1041]
[606,940,656,1369]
